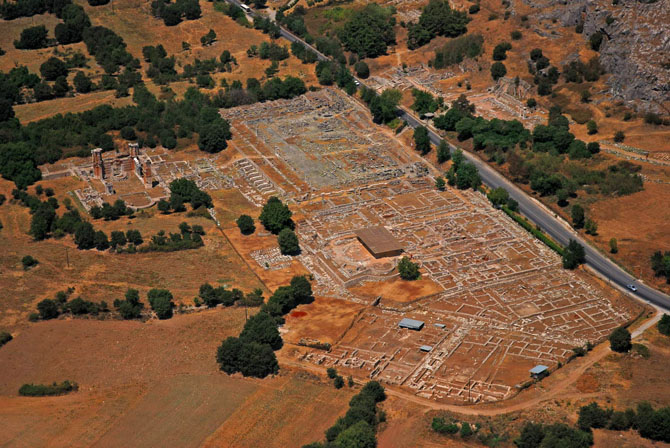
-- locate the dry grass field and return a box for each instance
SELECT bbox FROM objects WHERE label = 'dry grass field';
[0,310,353,448]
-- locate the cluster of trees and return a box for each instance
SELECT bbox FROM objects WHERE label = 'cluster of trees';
[443,148,481,190]
[216,276,313,378]
[253,16,280,39]
[411,89,441,116]
[432,33,483,69]
[303,381,386,448]
[527,48,560,96]
[326,367,351,389]
[315,61,356,94]
[90,199,132,220]
[651,251,670,283]
[19,381,78,397]
[2,83,242,188]
[515,422,593,448]
[147,289,175,319]
[1,0,72,20]
[198,283,258,308]
[257,41,289,61]
[151,0,201,26]
[609,326,632,352]
[33,289,109,321]
[114,288,144,319]
[486,186,519,211]
[398,256,420,280]
[169,178,212,210]
[259,196,300,255]
[431,418,476,439]
[338,4,395,58]
[214,76,306,108]
[563,57,603,83]
[276,6,310,42]
[576,400,670,443]
[140,224,204,253]
[142,44,178,84]
[407,0,469,49]
[360,87,401,124]
[291,41,318,64]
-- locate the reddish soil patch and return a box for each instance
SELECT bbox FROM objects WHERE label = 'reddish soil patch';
[350,276,445,304]
[291,311,307,318]
[575,373,600,393]
[281,296,365,345]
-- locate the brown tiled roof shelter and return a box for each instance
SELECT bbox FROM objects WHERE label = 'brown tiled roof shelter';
[355,226,404,258]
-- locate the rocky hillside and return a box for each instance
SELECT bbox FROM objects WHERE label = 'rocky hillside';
[523,0,670,113]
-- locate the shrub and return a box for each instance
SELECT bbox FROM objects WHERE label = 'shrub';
[432,34,483,69]
[614,130,625,142]
[327,367,338,379]
[37,298,60,320]
[22,255,39,270]
[432,417,459,434]
[19,381,78,396]
[40,57,68,81]
[354,61,370,78]
[334,375,345,389]
[0,331,12,347]
[511,30,522,40]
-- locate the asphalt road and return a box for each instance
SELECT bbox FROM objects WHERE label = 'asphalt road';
[230,1,670,312]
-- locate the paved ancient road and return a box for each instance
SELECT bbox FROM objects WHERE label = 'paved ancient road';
[228,0,670,312]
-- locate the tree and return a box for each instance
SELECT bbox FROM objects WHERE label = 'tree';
[217,336,243,374]
[614,130,625,142]
[609,238,618,254]
[116,288,144,319]
[74,221,96,249]
[658,314,670,336]
[73,71,93,93]
[354,61,369,78]
[238,342,279,378]
[30,202,56,240]
[334,375,345,389]
[110,230,127,248]
[571,204,585,229]
[259,196,292,234]
[413,126,431,154]
[398,256,420,280]
[240,311,283,349]
[492,42,511,60]
[487,187,510,208]
[327,367,338,379]
[0,331,12,348]
[40,57,68,81]
[435,176,445,191]
[334,421,376,448]
[37,299,60,320]
[14,25,48,49]
[237,214,255,234]
[94,230,109,250]
[585,218,598,235]
[148,289,174,319]
[201,29,217,46]
[491,62,507,81]
[437,140,450,163]
[586,120,598,135]
[198,123,230,153]
[278,228,300,255]
[609,327,631,353]
[562,239,585,269]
